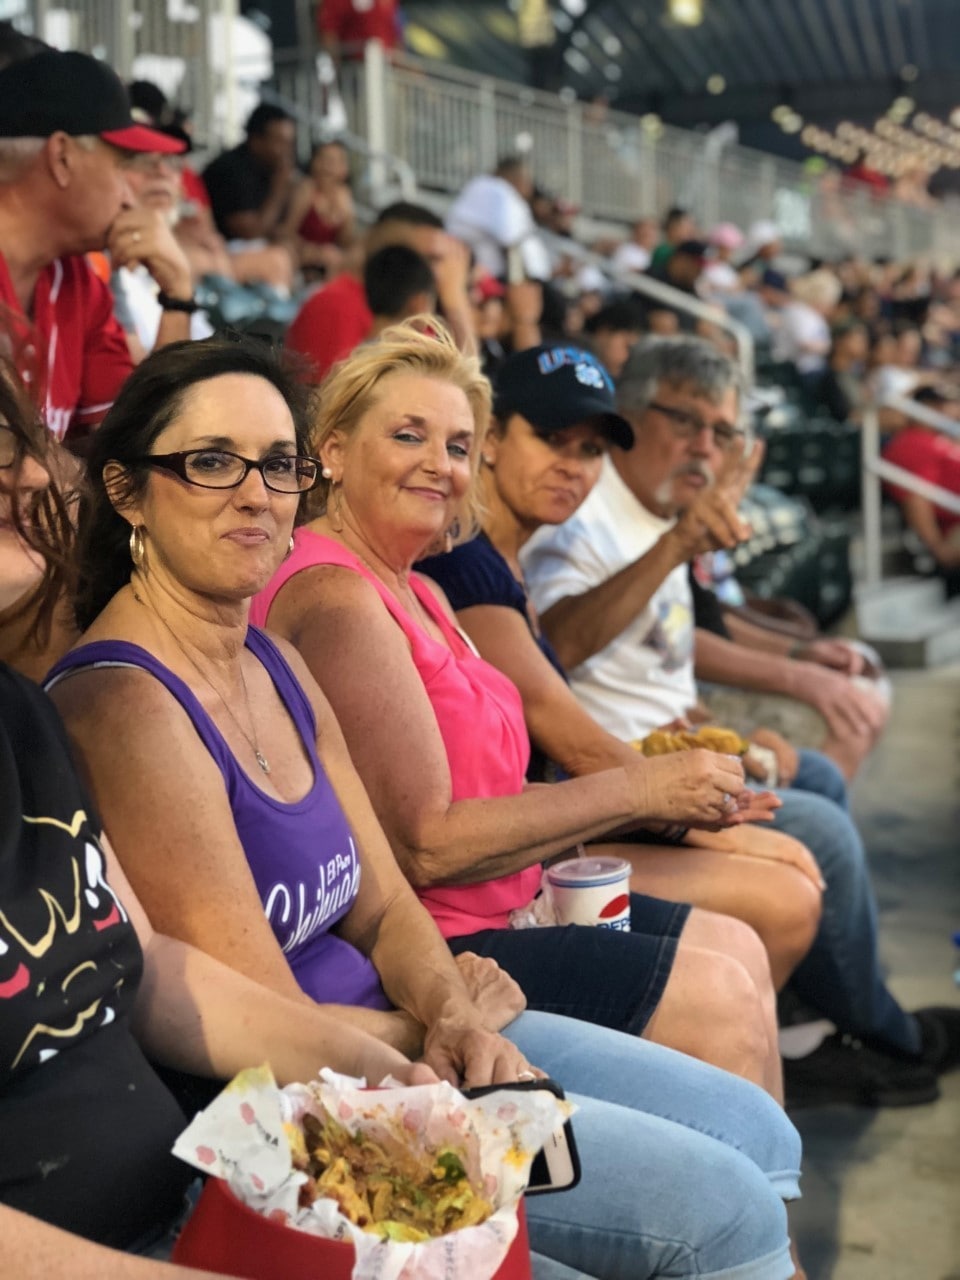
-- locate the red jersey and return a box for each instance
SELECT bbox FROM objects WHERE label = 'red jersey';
[317,0,399,52]
[285,274,373,382]
[882,425,960,533]
[181,166,212,211]
[0,252,132,441]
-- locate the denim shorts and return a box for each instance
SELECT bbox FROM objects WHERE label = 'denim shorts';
[126,1178,202,1259]
[448,892,690,1036]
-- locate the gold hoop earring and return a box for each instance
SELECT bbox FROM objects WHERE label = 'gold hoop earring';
[328,483,344,533]
[129,525,146,569]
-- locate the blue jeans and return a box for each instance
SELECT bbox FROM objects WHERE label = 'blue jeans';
[504,1011,799,1279]
[774,749,921,1055]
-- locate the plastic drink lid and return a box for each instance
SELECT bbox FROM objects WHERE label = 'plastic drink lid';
[546,856,630,887]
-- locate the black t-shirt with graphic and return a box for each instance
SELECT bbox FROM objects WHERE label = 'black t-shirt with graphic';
[0,663,191,1246]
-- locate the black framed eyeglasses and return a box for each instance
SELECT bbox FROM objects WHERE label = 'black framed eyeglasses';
[131,449,322,494]
[647,401,745,452]
[0,424,23,469]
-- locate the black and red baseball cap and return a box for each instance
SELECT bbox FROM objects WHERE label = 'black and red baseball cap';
[0,49,185,154]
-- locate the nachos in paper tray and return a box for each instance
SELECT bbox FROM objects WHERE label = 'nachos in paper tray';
[173,1063,572,1280]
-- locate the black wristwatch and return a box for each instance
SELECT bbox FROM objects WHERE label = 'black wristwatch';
[157,291,200,314]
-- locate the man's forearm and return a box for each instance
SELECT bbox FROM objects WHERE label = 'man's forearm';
[540,531,686,670]
[694,627,802,697]
[721,609,794,656]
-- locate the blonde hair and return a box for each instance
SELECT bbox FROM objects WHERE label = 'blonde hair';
[307,316,491,543]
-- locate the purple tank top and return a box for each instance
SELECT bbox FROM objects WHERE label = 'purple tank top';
[45,627,389,1011]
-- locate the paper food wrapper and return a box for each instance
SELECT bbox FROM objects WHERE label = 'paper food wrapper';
[173,1064,571,1280]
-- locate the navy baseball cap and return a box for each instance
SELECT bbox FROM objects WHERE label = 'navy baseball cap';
[493,345,634,449]
[0,50,185,154]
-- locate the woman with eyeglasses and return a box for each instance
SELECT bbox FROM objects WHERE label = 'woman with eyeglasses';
[44,335,802,1280]
[418,343,823,993]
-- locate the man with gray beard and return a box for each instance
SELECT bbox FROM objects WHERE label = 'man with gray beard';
[522,336,959,1107]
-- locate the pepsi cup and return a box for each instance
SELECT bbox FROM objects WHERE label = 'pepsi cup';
[545,856,631,931]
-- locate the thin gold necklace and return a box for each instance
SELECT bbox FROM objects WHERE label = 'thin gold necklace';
[132,589,271,774]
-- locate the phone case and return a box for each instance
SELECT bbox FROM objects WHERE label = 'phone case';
[460,1078,582,1195]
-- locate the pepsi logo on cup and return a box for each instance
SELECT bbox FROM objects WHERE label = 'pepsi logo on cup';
[546,856,632,931]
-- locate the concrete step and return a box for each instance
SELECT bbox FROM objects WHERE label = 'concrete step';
[854,577,960,668]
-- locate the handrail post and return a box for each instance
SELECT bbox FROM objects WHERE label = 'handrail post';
[364,38,389,201]
[862,403,883,589]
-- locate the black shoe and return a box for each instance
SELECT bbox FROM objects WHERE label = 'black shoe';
[784,1032,940,1110]
[913,1006,960,1073]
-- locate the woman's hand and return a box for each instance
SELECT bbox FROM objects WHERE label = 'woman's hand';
[422,1016,545,1088]
[389,1061,443,1087]
[631,749,772,828]
[454,952,527,1031]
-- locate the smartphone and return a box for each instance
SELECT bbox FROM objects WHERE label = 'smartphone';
[461,1078,581,1196]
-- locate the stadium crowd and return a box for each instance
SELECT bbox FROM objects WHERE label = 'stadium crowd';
[1,26,959,1280]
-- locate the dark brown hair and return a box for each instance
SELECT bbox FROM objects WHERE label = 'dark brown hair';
[0,360,77,649]
[74,335,316,631]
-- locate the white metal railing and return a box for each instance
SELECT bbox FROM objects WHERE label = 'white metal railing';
[17,3,960,265]
[861,394,960,588]
[536,227,756,387]
[338,46,960,265]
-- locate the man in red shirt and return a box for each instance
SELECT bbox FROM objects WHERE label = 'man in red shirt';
[285,201,475,381]
[317,0,401,63]
[0,49,189,442]
[882,385,960,590]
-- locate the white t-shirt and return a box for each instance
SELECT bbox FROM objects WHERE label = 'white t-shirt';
[114,265,212,352]
[610,241,651,280]
[521,456,698,741]
[772,301,829,374]
[446,175,550,280]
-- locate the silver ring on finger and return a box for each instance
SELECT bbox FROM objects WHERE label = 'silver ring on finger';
[517,1069,536,1081]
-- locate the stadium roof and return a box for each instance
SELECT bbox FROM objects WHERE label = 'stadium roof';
[405,0,960,147]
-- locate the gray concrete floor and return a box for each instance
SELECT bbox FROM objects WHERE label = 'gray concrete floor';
[789,666,960,1279]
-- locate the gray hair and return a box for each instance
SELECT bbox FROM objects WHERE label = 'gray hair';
[615,336,742,418]
[0,134,97,184]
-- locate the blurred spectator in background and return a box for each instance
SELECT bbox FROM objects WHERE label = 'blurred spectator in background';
[286,200,476,378]
[446,155,551,282]
[882,385,960,594]
[470,270,507,375]
[108,146,212,360]
[582,299,645,379]
[700,223,772,343]
[318,0,402,65]
[773,269,842,383]
[363,243,436,336]
[278,139,356,278]
[868,325,940,405]
[645,240,708,334]
[203,103,299,247]
[649,206,697,270]
[0,49,186,442]
[698,224,746,302]
[812,320,870,423]
[610,216,659,281]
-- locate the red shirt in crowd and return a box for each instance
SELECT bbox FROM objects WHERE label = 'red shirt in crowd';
[285,274,373,382]
[317,0,400,54]
[0,252,132,441]
[882,425,960,533]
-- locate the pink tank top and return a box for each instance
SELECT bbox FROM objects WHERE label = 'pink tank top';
[251,529,541,937]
